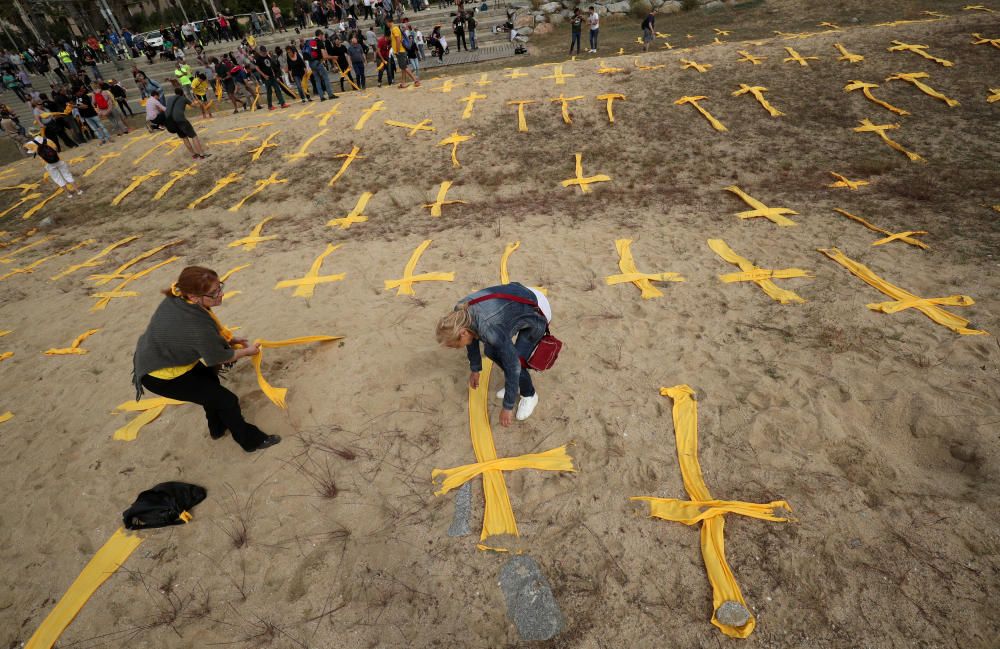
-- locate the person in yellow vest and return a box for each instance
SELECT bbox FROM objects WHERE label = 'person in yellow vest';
[58,49,75,74]
[174,61,194,99]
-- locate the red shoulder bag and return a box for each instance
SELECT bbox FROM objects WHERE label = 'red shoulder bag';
[466,292,563,371]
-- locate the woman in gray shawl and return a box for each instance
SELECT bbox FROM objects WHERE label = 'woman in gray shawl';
[133,266,281,452]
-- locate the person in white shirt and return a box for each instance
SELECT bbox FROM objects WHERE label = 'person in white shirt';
[588,6,600,53]
[145,89,167,130]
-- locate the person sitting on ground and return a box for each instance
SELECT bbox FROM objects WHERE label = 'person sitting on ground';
[133,266,281,453]
[145,89,166,130]
[24,133,83,195]
[437,282,552,426]
[164,87,211,158]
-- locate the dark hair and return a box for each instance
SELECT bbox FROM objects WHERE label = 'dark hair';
[163,266,219,298]
[174,87,184,95]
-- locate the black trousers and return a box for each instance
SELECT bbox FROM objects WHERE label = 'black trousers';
[141,363,267,451]
[116,97,134,115]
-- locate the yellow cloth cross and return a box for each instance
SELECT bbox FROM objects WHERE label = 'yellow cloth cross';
[354,100,385,130]
[832,208,928,249]
[219,264,250,301]
[0,351,12,361]
[111,170,161,206]
[633,57,665,71]
[674,96,727,132]
[819,247,987,335]
[22,187,64,220]
[597,60,625,74]
[274,244,346,298]
[606,238,684,299]
[844,80,909,115]
[328,146,364,186]
[887,40,954,67]
[971,32,1000,49]
[989,88,1000,103]
[90,256,179,311]
[384,119,436,136]
[500,241,547,294]
[459,92,487,119]
[507,100,535,132]
[596,93,625,123]
[44,329,100,355]
[117,131,156,152]
[431,78,463,93]
[437,132,474,168]
[328,192,373,229]
[631,385,793,638]
[0,240,93,282]
[206,132,258,146]
[0,182,41,194]
[504,67,528,79]
[834,43,864,62]
[82,152,121,177]
[153,164,198,200]
[432,358,575,544]
[251,336,343,409]
[317,102,341,127]
[218,122,274,134]
[886,72,960,107]
[0,193,42,219]
[965,4,995,12]
[229,216,278,250]
[542,65,574,85]
[680,59,712,72]
[23,528,143,649]
[188,172,241,209]
[229,172,287,212]
[283,129,328,160]
[550,94,584,124]
[289,105,315,120]
[709,239,810,304]
[0,411,12,423]
[88,239,182,285]
[732,84,784,117]
[853,119,924,162]
[384,239,454,295]
[475,73,491,87]
[737,50,765,64]
[826,171,869,191]
[249,130,282,162]
[422,181,467,217]
[783,47,818,65]
[132,139,181,166]
[560,152,611,194]
[112,397,186,441]
[724,185,798,226]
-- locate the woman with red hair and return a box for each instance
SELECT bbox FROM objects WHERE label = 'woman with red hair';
[132,266,281,452]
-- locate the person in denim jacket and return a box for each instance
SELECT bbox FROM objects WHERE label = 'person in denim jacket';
[437,282,550,426]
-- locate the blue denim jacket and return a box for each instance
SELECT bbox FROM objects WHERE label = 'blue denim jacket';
[457,282,548,411]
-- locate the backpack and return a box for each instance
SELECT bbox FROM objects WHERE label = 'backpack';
[34,138,59,164]
[402,32,413,50]
[303,38,320,60]
[122,481,207,530]
[93,91,109,110]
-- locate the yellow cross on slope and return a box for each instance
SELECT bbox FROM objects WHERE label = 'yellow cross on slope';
[88,239,182,285]
[507,100,535,132]
[596,93,626,123]
[248,130,281,162]
[886,72,960,107]
[826,172,869,191]
[113,397,186,441]
[431,78,463,93]
[289,105,315,120]
[21,187,64,220]
[834,43,864,62]
[153,164,198,200]
[783,47,818,65]
[229,216,278,250]
[83,152,121,178]
[218,263,250,300]
[597,60,624,74]
[504,67,528,79]
[384,239,454,296]
[0,182,40,195]
[0,239,93,282]
[475,73,492,86]
[819,248,987,335]
[731,84,784,117]
[832,208,928,249]
[437,132,474,168]
[887,40,954,67]
[90,256,179,311]
[422,181,467,217]
[251,337,343,409]
[384,119,436,136]
[283,129,329,161]
[328,146,364,186]
[317,102,342,127]
[634,57,666,71]
[709,239,810,304]
[51,235,140,280]
[432,357,575,547]
[229,172,288,212]
[218,121,275,134]
[989,88,1000,103]
[111,170,161,206]
[964,4,995,13]
[852,119,923,162]
[274,244,346,298]
[542,64,575,85]
[724,186,798,226]
[354,100,385,130]
[560,152,611,194]
[606,238,684,299]
[550,94,584,124]
[674,96,727,132]
[328,192,373,229]
[132,139,180,166]
[632,386,793,638]
[681,58,712,72]
[737,50,765,65]
[118,131,155,151]
[0,193,42,219]
[843,80,909,116]
[44,329,100,355]
[971,32,1000,49]
[206,132,258,146]
[188,172,241,209]
[499,241,547,294]
[459,92,487,119]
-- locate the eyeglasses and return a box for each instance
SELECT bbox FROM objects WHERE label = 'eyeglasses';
[202,282,224,299]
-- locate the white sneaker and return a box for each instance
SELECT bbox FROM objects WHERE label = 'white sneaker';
[496,388,505,400]
[515,394,538,421]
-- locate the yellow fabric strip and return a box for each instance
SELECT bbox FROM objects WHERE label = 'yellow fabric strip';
[89,239,182,286]
[432,445,575,496]
[385,119,436,136]
[0,193,43,219]
[834,43,864,63]
[832,208,928,249]
[724,185,798,226]
[22,187,64,220]
[354,100,385,130]
[90,256,179,312]
[0,240,93,282]
[844,80,909,116]
[188,173,241,210]
[606,238,683,299]
[561,152,611,194]
[51,235,140,281]
[274,244,346,298]
[0,235,55,263]
[818,247,987,335]
[328,146,364,186]
[459,92,487,119]
[44,328,100,355]
[228,173,288,212]
[887,40,954,67]
[111,170,161,206]
[0,411,12,423]
[885,72,960,107]
[421,181,467,217]
[827,172,868,190]
[0,351,13,361]
[783,46,818,65]
[709,239,809,304]
[251,336,342,409]
[248,131,281,162]
[542,64,574,85]
[113,397,186,441]
[675,96,727,132]
[732,84,784,117]
[148,361,198,380]
[437,132,474,168]
[283,129,329,160]
[229,216,277,250]
[328,193,372,229]
[25,528,143,649]
[384,240,455,295]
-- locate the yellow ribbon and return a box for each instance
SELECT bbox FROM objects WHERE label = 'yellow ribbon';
[834,43,864,63]
[561,152,611,194]
[606,238,683,299]
[732,84,784,117]
[459,92,487,119]
[113,397,186,441]
[188,173,241,209]
[384,119,436,136]
[248,131,281,162]
[384,239,455,296]
[724,185,798,226]
[274,244,346,298]
[437,132,474,168]
[111,170,161,206]
[674,96,727,132]
[844,80,909,116]
[782,46,818,65]
[832,208,928,249]
[328,193,372,229]
[0,411,12,423]
[228,172,288,212]
[853,119,924,162]
[507,100,535,132]
[421,181,467,217]
[885,72,960,107]
[328,145,364,186]
[709,239,809,304]
[887,40,953,67]
[541,64,574,85]
[251,336,342,408]
[680,59,712,72]
[499,241,547,294]
[596,93,625,123]
[354,100,385,130]
[230,216,278,249]
[44,329,100,355]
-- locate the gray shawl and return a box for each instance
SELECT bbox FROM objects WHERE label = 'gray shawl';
[132,296,234,398]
